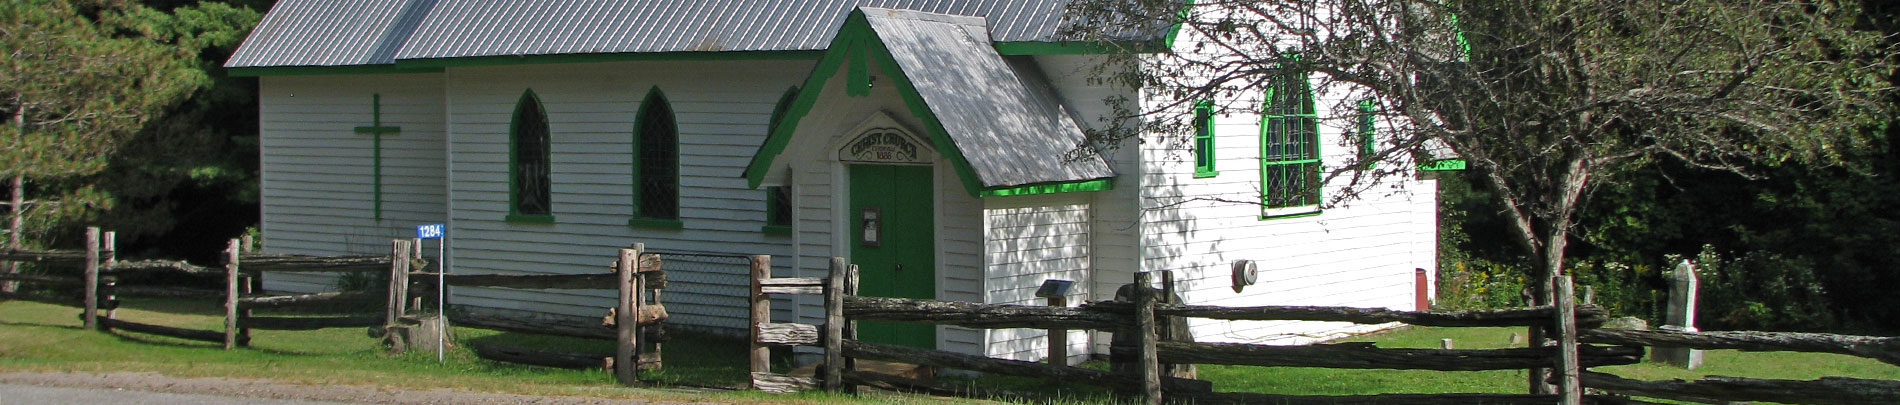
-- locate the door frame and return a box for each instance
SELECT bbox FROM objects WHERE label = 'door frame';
[826,111,942,349]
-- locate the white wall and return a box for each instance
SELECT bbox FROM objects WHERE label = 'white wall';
[442,60,808,332]
[257,74,447,293]
[1132,24,1441,345]
[982,193,1092,363]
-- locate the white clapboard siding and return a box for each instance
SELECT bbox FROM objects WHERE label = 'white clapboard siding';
[1032,55,1143,362]
[257,74,448,294]
[1121,25,1441,346]
[443,60,809,332]
[982,193,1092,362]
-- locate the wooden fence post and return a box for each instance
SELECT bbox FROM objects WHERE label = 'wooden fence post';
[223,238,240,349]
[384,239,411,349]
[616,245,642,386]
[102,231,116,264]
[1557,275,1582,405]
[1047,294,1068,366]
[1134,271,1161,405]
[843,263,859,394]
[748,254,772,389]
[101,231,116,325]
[83,227,99,330]
[823,257,846,392]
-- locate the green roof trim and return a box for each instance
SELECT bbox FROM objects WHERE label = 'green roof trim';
[1419,159,1467,171]
[393,50,823,69]
[1163,0,1197,50]
[744,10,992,197]
[992,40,1163,55]
[226,65,442,77]
[979,178,1113,197]
[743,14,863,189]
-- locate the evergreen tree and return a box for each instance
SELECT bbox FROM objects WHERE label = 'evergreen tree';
[2,0,203,252]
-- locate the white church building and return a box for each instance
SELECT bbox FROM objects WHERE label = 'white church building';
[226,0,1445,363]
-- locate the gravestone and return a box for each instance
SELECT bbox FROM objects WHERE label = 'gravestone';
[1655,260,1703,369]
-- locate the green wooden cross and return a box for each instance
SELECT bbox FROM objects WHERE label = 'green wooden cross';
[354,94,401,221]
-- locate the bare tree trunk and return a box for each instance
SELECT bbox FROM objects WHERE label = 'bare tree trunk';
[1529,156,1593,395]
[5,104,23,294]
[1477,152,1591,395]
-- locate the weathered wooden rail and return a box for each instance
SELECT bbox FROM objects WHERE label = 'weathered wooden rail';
[401,244,667,386]
[750,261,1688,404]
[0,228,405,349]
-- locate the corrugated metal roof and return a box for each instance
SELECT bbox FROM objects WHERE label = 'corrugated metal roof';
[393,0,1097,61]
[863,7,1113,188]
[224,0,439,68]
[230,0,1164,68]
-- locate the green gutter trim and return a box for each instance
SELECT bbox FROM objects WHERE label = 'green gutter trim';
[395,50,823,69]
[1419,159,1467,171]
[226,65,442,77]
[992,40,1164,55]
[979,178,1114,198]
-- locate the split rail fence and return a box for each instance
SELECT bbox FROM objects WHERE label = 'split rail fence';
[1,227,396,348]
[406,243,668,386]
[750,258,1900,404]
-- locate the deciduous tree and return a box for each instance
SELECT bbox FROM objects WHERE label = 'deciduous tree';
[1063,0,1895,392]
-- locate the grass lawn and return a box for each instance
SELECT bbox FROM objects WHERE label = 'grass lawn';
[3,298,1894,404]
[0,298,873,404]
[1197,325,1900,402]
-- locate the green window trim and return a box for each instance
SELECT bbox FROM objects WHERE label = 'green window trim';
[509,89,554,220]
[626,217,684,230]
[1192,99,1218,178]
[632,87,681,222]
[1450,12,1472,59]
[506,214,556,224]
[1260,209,1324,221]
[764,185,793,230]
[1259,59,1322,217]
[761,225,793,235]
[1357,99,1377,169]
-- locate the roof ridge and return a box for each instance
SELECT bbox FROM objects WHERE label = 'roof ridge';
[855,6,989,28]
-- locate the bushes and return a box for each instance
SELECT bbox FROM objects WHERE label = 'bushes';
[1436,244,1838,332]
[1684,246,1836,331]
[1434,253,1528,310]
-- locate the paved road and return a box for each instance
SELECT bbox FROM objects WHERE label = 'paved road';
[0,383,348,405]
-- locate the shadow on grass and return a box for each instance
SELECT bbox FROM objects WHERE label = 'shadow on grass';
[455,326,752,389]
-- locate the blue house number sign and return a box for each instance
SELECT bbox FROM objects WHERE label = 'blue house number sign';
[416,224,445,239]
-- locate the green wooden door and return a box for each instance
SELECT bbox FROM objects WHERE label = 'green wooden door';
[849,164,936,349]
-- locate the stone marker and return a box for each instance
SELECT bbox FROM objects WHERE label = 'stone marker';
[1655,260,1703,369]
